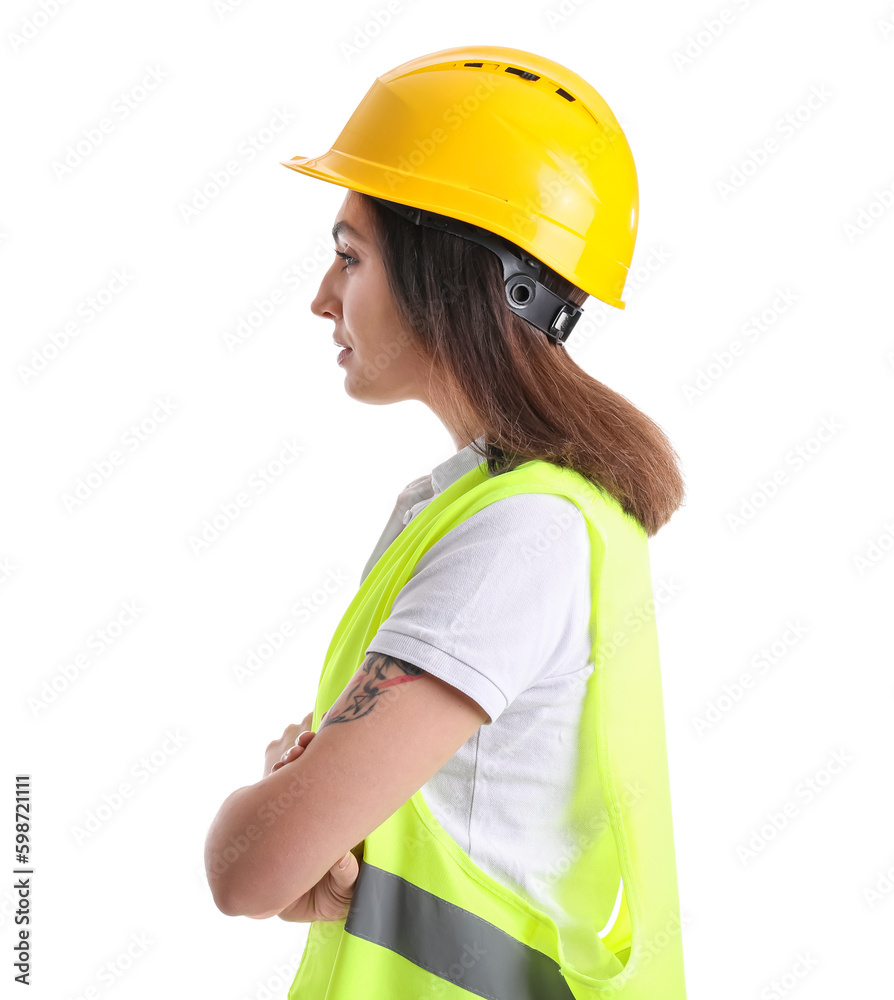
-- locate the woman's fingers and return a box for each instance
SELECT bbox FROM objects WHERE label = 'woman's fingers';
[271,745,303,773]
[270,730,317,773]
[270,755,296,773]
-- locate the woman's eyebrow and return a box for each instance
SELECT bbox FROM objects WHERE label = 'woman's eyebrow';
[332,220,366,245]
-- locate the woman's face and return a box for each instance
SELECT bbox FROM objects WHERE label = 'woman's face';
[311,190,432,406]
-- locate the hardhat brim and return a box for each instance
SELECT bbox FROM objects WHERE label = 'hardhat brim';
[280,152,627,310]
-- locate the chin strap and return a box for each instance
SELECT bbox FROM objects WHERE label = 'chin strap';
[369,197,582,347]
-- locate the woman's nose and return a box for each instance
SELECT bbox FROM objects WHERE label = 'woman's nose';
[310,262,342,320]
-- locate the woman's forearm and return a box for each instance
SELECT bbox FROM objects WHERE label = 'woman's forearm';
[205,783,261,914]
[208,709,319,915]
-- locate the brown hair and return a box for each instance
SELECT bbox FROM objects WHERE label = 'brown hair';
[360,194,686,537]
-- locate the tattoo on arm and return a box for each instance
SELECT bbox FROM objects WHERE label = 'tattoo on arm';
[320,652,423,728]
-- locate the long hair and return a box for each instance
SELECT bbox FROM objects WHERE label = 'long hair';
[360,194,686,537]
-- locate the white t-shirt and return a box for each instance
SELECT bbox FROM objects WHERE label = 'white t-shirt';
[360,438,603,933]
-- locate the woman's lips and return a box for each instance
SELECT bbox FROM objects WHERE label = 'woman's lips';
[337,347,353,365]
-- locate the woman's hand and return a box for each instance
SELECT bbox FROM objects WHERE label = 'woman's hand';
[275,846,359,923]
[264,710,327,777]
[268,727,316,775]
[263,725,361,922]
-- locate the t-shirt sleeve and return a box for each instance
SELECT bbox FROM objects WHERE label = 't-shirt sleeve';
[365,492,590,725]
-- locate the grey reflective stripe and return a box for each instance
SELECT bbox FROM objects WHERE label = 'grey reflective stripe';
[345,862,576,999]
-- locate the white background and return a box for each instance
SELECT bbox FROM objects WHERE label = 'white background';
[2,0,893,997]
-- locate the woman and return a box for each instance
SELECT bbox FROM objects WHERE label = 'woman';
[206,45,688,999]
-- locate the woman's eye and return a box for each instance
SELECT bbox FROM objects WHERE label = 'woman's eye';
[334,249,358,271]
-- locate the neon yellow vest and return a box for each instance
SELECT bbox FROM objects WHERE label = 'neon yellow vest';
[289,458,687,999]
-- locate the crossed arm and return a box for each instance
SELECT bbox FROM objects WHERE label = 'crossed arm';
[205,650,489,919]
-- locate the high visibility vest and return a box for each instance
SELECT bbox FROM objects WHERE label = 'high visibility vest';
[288,458,687,999]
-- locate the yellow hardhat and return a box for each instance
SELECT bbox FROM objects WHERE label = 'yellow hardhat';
[280,45,639,341]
